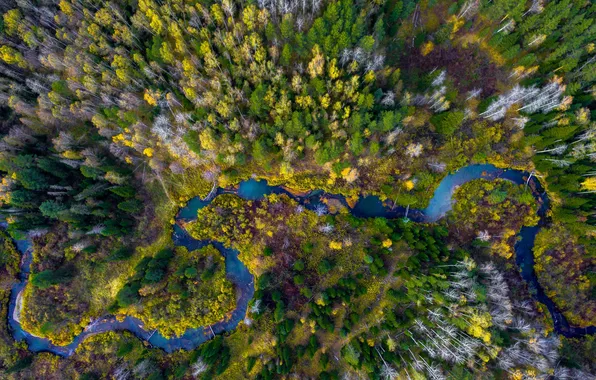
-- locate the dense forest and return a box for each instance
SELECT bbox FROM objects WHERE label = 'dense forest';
[0,0,594,378]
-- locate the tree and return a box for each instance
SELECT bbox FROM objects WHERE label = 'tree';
[31,265,76,289]
[116,283,141,306]
[308,45,325,78]
[580,177,596,192]
[185,267,198,279]
[39,200,67,218]
[430,111,464,137]
[359,35,375,53]
[16,168,50,190]
[118,199,142,213]
[293,259,305,271]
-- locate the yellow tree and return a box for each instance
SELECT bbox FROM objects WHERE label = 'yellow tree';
[308,45,325,78]
[580,177,596,192]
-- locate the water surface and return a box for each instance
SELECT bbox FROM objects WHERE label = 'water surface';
[5,164,594,357]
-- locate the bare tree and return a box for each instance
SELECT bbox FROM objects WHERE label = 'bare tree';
[191,358,208,378]
[314,204,328,216]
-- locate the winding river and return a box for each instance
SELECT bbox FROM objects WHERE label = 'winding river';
[4,164,595,357]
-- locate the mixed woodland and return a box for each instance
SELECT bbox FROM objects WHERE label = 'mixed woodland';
[0,0,594,378]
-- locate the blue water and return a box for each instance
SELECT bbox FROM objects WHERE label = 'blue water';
[176,197,211,220]
[237,178,273,200]
[353,196,387,218]
[5,164,594,357]
[424,164,495,221]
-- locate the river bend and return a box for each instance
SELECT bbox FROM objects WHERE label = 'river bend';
[5,164,595,357]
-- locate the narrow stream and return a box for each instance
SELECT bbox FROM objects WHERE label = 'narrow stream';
[4,164,594,357]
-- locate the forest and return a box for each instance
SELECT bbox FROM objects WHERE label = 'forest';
[0,0,594,378]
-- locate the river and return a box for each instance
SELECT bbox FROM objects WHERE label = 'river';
[5,164,595,357]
